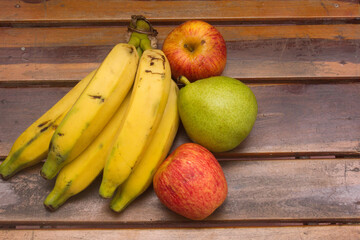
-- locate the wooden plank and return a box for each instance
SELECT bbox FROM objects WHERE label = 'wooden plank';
[2,24,360,48]
[1,226,360,240]
[1,0,359,25]
[1,83,360,159]
[1,24,359,84]
[1,158,360,225]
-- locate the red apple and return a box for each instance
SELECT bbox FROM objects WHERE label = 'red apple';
[153,143,228,220]
[162,20,227,82]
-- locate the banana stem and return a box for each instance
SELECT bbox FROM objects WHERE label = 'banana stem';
[136,47,143,57]
[127,36,140,48]
[140,38,152,51]
[127,15,157,56]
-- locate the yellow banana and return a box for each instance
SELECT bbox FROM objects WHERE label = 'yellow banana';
[44,91,131,211]
[99,49,172,198]
[0,70,96,180]
[41,43,139,180]
[110,80,179,212]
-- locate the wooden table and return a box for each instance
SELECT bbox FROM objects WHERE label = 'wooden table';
[1,0,360,239]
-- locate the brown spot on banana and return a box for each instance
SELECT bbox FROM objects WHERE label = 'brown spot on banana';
[38,120,50,128]
[160,54,166,69]
[26,137,36,146]
[147,55,161,62]
[145,70,165,76]
[40,126,50,133]
[148,54,166,69]
[66,180,72,188]
[38,119,56,132]
[88,94,105,103]
[127,46,134,54]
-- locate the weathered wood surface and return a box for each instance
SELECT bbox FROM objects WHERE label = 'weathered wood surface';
[1,0,360,235]
[3,24,360,48]
[1,0,359,25]
[1,24,359,84]
[1,225,360,240]
[1,158,360,225]
[1,83,360,159]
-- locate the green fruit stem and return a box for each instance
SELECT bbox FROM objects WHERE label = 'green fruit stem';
[136,47,143,57]
[127,36,141,48]
[178,76,192,85]
[127,16,157,55]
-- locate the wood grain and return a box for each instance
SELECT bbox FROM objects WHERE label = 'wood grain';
[2,24,360,48]
[1,0,360,231]
[1,158,360,226]
[1,0,359,26]
[1,226,360,240]
[1,83,359,159]
[1,24,359,84]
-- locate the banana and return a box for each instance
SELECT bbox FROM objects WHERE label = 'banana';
[110,80,179,212]
[41,43,139,180]
[0,70,96,180]
[99,49,172,198]
[44,91,132,211]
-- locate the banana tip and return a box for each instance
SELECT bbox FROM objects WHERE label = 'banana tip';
[99,183,116,199]
[0,172,9,181]
[109,206,122,213]
[44,203,57,212]
[40,169,52,180]
[99,189,115,199]
[109,202,127,213]
[99,192,113,199]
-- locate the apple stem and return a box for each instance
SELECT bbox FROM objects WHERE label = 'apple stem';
[184,43,194,52]
[178,76,191,85]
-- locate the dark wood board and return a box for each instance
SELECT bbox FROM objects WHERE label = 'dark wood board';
[1,24,359,84]
[1,0,360,232]
[1,158,360,226]
[2,25,360,48]
[1,0,359,26]
[1,83,360,159]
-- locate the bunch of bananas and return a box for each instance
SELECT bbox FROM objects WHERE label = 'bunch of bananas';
[0,16,179,212]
